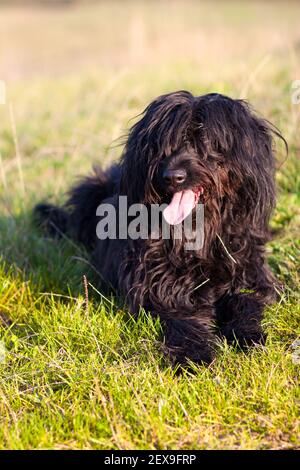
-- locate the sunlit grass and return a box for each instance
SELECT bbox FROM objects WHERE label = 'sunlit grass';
[0,0,299,450]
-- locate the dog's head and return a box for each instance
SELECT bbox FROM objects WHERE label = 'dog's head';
[120,91,285,234]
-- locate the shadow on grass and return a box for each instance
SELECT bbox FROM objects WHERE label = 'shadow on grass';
[0,210,101,299]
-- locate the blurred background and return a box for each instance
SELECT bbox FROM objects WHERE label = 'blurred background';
[0,0,299,209]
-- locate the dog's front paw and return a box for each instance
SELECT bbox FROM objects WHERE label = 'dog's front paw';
[239,330,267,348]
[164,318,216,367]
[172,342,216,367]
[220,323,267,349]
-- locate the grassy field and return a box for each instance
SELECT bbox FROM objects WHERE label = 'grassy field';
[0,0,299,450]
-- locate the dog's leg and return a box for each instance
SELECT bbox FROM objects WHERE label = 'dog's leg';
[34,203,69,238]
[34,165,120,250]
[216,293,267,347]
[163,312,217,366]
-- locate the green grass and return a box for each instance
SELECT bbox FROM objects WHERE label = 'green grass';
[0,0,299,449]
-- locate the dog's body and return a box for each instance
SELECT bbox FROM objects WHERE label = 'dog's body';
[35,91,285,366]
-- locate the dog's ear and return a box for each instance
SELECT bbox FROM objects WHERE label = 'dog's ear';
[120,91,194,204]
[119,114,154,204]
[227,100,286,232]
[197,96,286,233]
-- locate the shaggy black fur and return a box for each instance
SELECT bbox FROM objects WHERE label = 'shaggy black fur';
[34,91,286,367]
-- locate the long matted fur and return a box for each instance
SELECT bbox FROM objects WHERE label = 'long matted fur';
[34,91,286,366]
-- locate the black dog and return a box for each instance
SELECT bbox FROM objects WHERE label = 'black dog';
[35,91,286,366]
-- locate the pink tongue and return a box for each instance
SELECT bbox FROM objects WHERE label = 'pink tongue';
[163,190,196,225]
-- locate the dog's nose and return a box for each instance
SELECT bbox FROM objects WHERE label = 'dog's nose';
[163,169,187,186]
